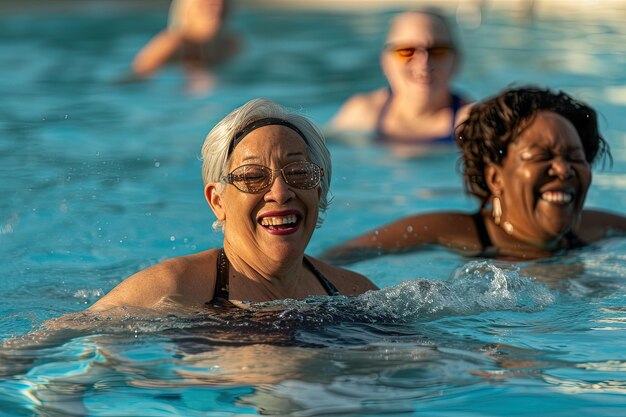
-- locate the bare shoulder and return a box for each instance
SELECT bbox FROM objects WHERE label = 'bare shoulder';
[578,209,626,242]
[331,88,388,131]
[89,249,220,312]
[454,102,473,127]
[307,257,379,295]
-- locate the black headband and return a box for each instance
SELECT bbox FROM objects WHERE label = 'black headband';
[228,117,307,156]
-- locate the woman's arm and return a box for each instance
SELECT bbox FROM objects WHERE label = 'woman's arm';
[320,212,477,265]
[131,30,185,77]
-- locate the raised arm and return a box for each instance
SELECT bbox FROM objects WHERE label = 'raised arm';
[131,0,225,77]
[132,30,185,77]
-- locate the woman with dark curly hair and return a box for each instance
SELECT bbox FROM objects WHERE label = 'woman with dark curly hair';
[323,86,626,262]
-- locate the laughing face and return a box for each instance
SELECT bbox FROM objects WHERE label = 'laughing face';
[489,111,592,247]
[381,12,457,98]
[208,125,321,263]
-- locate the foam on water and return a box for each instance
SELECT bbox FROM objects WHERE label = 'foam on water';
[1,261,555,356]
[268,261,555,326]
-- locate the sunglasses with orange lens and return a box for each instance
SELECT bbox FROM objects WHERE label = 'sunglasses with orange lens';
[387,45,454,61]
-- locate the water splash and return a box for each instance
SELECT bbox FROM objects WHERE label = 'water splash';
[2,261,555,352]
[261,260,555,327]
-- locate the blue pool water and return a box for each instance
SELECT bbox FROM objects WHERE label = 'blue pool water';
[1,2,626,416]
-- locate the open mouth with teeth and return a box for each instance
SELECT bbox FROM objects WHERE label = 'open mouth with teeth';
[540,190,574,205]
[258,213,301,234]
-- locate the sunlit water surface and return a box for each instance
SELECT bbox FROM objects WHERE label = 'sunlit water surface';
[1,3,626,416]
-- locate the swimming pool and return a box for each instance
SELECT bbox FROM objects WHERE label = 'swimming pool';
[1,1,626,416]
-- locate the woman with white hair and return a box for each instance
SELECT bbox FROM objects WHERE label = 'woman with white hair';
[89,98,377,311]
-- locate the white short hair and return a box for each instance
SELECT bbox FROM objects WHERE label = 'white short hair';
[201,98,332,228]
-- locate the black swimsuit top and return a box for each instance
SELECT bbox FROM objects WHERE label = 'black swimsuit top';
[375,90,464,144]
[472,212,498,257]
[209,249,340,305]
[471,212,587,258]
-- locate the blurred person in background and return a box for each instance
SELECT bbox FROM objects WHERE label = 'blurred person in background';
[131,0,239,92]
[330,10,471,153]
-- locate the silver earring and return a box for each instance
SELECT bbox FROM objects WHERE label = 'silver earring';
[492,196,502,225]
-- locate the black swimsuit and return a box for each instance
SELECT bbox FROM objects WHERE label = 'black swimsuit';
[209,249,340,305]
[471,212,499,257]
[471,212,587,258]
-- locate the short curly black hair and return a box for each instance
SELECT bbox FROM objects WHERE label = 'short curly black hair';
[456,86,611,203]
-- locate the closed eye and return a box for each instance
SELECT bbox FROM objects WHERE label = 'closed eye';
[568,149,587,162]
[521,151,552,162]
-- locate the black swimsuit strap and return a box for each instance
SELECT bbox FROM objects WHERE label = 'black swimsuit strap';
[373,87,393,141]
[210,249,339,304]
[470,213,587,257]
[375,90,464,144]
[449,93,462,128]
[472,212,497,257]
[208,248,232,307]
[564,231,587,249]
[303,256,340,296]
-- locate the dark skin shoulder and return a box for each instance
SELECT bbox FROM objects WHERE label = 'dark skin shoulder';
[577,209,626,242]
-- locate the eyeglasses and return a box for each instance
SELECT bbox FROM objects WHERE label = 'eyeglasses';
[224,161,323,194]
[386,44,454,61]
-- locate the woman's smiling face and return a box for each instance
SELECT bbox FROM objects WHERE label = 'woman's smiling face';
[215,125,321,263]
[491,111,592,247]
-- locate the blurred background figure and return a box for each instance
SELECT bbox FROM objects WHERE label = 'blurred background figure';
[131,0,239,92]
[330,10,470,149]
